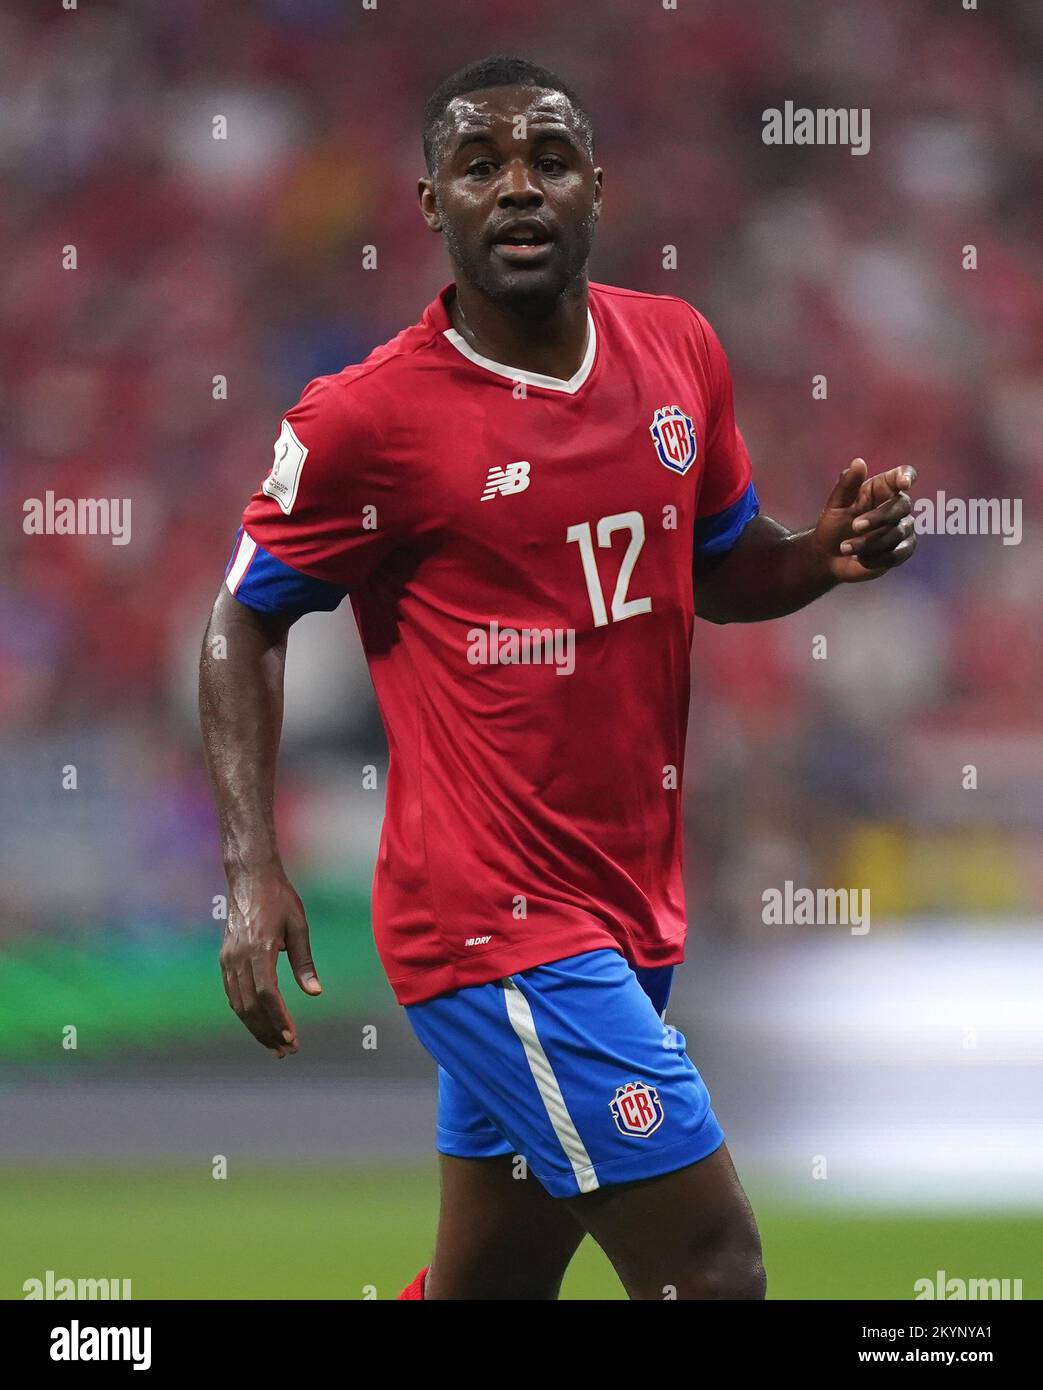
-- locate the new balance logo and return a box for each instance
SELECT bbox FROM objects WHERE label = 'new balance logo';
[481,460,531,501]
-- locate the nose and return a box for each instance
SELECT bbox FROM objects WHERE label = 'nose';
[496,157,544,209]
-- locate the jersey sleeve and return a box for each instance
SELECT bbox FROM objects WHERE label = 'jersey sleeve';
[225,376,396,615]
[691,312,759,558]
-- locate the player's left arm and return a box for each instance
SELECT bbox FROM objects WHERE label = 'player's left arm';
[694,458,918,625]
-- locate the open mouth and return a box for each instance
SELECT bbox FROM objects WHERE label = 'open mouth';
[491,226,554,262]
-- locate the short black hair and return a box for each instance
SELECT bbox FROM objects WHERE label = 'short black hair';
[422,54,593,174]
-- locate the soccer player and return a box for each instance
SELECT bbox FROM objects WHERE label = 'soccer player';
[199,55,917,1301]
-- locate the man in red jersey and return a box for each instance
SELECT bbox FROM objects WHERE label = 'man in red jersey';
[200,55,916,1301]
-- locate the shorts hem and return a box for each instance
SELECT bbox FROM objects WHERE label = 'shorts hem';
[535,1117,727,1198]
[436,1128,514,1160]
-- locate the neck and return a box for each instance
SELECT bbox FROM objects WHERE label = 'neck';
[449,277,590,381]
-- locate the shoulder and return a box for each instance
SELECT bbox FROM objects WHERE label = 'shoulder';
[285,311,444,443]
[589,281,724,363]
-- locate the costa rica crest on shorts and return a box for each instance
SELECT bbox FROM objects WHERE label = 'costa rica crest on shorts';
[648,405,697,475]
[609,1081,665,1137]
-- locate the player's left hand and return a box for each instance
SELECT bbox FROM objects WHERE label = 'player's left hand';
[814,458,918,583]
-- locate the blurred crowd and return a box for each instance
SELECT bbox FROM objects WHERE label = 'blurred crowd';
[3,0,1041,942]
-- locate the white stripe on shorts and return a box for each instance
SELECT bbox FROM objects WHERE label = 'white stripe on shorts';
[225,531,257,596]
[502,977,599,1194]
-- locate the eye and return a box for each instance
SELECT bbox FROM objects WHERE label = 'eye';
[536,155,567,174]
[467,158,497,177]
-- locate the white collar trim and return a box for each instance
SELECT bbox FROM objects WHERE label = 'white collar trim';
[442,309,597,394]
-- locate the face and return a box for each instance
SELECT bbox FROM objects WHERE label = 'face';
[419,84,602,315]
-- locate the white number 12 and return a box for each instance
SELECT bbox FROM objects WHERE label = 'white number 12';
[566,510,652,629]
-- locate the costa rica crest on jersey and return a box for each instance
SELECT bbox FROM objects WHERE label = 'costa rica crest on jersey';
[609,1081,665,1137]
[648,405,697,475]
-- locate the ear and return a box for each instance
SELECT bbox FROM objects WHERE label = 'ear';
[592,167,603,222]
[418,178,442,233]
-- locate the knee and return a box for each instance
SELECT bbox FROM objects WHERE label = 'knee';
[691,1239,766,1300]
[632,1223,766,1301]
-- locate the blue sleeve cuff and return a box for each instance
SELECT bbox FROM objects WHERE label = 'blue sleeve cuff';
[694,481,760,557]
[224,528,348,615]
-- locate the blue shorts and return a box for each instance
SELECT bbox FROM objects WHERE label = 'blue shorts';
[405,948,725,1199]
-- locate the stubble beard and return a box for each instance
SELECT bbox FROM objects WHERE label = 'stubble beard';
[441,207,596,320]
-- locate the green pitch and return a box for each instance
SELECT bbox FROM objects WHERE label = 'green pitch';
[1,1165,1038,1301]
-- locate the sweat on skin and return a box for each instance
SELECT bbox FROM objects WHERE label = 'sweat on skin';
[199,57,920,1301]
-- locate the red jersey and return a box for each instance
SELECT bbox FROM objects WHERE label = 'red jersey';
[226,281,758,1004]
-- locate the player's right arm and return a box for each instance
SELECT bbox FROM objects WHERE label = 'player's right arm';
[199,375,397,1057]
[199,587,318,1059]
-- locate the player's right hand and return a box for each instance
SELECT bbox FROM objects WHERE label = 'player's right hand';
[219,865,322,1058]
